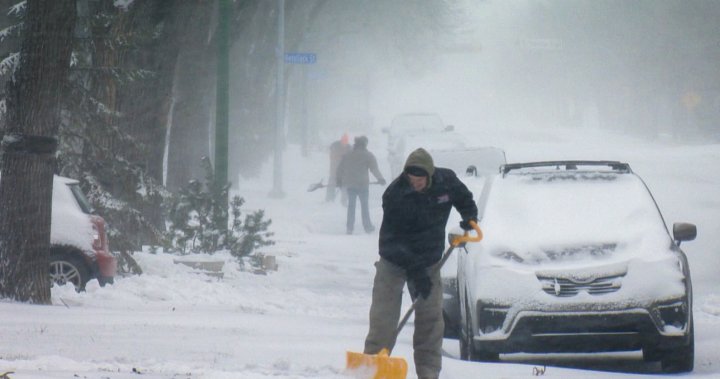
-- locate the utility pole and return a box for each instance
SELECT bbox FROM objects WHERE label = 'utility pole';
[215,0,230,221]
[270,0,285,198]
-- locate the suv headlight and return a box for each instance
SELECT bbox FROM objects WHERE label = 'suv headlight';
[477,303,510,334]
[656,301,688,330]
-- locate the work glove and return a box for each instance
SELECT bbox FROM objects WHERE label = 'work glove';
[459,217,478,231]
[406,267,432,300]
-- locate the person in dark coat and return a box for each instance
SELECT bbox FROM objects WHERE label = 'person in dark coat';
[336,136,386,234]
[363,147,478,379]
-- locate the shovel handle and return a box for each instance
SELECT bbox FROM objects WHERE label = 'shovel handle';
[451,220,483,246]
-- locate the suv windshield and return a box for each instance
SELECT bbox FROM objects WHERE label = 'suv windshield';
[68,183,94,214]
[482,171,670,264]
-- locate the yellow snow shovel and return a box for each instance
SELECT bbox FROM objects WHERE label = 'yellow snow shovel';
[346,221,483,379]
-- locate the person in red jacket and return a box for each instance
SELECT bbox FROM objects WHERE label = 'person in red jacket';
[326,133,351,203]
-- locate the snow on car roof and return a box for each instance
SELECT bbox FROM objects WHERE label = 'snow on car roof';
[389,113,444,134]
[391,131,469,164]
[431,147,506,177]
[479,170,672,268]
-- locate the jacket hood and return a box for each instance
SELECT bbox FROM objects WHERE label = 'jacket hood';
[404,148,435,188]
[354,136,368,149]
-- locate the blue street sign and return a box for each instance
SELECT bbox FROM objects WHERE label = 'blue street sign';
[284,52,317,64]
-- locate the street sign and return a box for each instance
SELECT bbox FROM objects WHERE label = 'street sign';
[284,52,317,64]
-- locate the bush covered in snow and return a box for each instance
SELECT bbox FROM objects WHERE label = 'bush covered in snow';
[163,156,274,259]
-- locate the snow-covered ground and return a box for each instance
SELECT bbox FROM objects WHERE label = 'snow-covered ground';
[0,125,719,378]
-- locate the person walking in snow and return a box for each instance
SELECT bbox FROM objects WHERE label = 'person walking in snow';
[363,147,478,379]
[326,133,351,203]
[335,135,386,234]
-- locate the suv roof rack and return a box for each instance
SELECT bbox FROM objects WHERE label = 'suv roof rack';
[501,160,631,175]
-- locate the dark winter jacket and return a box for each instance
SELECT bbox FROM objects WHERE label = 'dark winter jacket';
[379,148,478,270]
[336,139,385,189]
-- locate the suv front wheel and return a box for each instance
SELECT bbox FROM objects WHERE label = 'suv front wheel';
[660,324,694,373]
[459,294,499,362]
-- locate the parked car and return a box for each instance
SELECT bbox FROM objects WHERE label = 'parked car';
[383,113,447,144]
[49,175,116,290]
[450,161,696,373]
[388,130,468,178]
[382,112,452,177]
[0,174,116,290]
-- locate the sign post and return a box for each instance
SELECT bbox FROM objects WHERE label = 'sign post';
[270,7,317,198]
[270,6,317,197]
[270,0,285,198]
[284,52,316,156]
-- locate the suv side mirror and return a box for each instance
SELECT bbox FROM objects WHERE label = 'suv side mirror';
[673,222,697,244]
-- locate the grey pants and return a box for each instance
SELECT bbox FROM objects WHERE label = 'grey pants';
[364,258,444,379]
[346,187,372,232]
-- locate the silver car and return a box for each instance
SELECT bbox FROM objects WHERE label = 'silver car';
[453,161,696,373]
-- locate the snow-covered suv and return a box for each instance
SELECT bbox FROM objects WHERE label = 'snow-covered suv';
[453,161,696,373]
[49,175,116,290]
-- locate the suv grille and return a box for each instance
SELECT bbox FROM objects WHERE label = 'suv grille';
[538,274,624,297]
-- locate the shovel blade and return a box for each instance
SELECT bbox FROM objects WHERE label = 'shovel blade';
[346,349,408,379]
[307,181,324,192]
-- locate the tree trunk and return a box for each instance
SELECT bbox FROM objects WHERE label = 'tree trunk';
[0,0,76,303]
[165,0,216,192]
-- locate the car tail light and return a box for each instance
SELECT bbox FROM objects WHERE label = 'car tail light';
[477,304,508,334]
[90,215,109,252]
